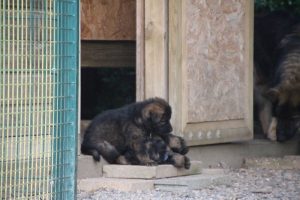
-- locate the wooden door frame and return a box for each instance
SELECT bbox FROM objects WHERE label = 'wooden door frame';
[137,0,254,146]
[136,0,169,101]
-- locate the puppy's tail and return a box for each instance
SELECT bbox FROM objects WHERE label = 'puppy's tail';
[81,140,121,163]
[81,142,101,161]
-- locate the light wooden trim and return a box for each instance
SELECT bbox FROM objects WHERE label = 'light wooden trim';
[136,0,145,101]
[144,0,169,99]
[169,0,184,136]
[185,127,252,146]
[245,0,254,132]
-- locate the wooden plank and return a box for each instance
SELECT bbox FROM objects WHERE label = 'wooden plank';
[81,41,136,68]
[244,0,254,130]
[169,0,185,136]
[136,0,145,101]
[81,0,136,40]
[144,0,168,99]
[81,41,135,67]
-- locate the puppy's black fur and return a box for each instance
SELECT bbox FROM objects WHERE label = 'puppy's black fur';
[81,97,190,168]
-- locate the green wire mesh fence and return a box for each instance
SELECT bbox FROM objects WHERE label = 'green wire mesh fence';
[0,0,79,199]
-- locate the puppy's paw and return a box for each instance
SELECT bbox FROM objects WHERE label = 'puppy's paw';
[184,156,191,169]
[169,153,190,169]
[145,161,158,166]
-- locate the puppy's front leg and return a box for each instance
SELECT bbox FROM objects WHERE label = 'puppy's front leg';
[131,139,158,166]
[161,134,189,155]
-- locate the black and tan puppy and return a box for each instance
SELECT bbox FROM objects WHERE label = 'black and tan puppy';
[81,97,190,168]
[124,136,190,169]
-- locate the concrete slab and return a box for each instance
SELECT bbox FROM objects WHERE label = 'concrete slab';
[188,136,300,169]
[77,136,300,179]
[154,174,231,191]
[103,161,202,179]
[77,177,154,192]
[243,155,300,169]
[77,155,107,179]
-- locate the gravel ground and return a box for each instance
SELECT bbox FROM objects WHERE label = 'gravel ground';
[77,168,300,200]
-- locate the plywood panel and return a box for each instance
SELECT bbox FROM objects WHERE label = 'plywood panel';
[186,0,246,123]
[81,0,136,40]
[168,0,253,145]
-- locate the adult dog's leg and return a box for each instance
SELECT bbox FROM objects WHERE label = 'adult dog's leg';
[259,100,276,140]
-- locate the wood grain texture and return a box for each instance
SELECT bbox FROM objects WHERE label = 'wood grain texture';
[168,0,253,144]
[144,0,168,99]
[81,0,136,40]
[185,0,247,122]
[81,41,135,67]
[136,0,145,101]
[169,0,185,136]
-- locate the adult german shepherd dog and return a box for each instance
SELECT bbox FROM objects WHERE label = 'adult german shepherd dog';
[254,11,300,142]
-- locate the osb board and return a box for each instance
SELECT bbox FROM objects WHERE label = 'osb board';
[185,0,246,122]
[81,0,136,40]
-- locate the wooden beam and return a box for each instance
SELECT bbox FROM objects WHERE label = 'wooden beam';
[136,0,145,101]
[144,0,168,99]
[81,41,136,68]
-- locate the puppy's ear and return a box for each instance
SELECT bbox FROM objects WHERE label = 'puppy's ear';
[142,103,163,122]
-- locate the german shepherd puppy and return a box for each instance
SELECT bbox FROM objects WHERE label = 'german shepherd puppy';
[124,136,190,169]
[254,11,300,141]
[81,97,190,168]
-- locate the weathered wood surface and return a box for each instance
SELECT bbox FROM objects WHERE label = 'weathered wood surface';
[81,0,136,40]
[81,41,135,67]
[168,0,254,145]
[137,0,254,145]
[144,0,168,99]
[136,0,145,101]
